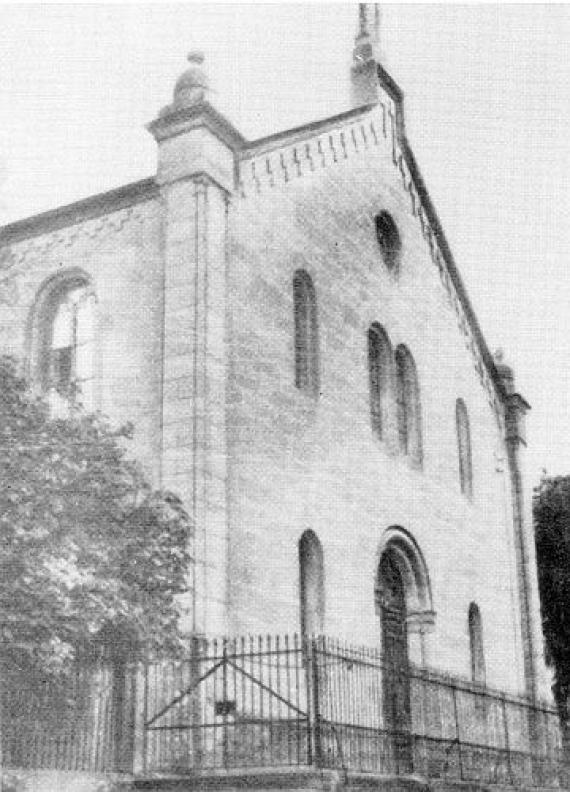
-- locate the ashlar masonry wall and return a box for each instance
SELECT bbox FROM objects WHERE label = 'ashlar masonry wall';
[226,103,526,695]
[0,98,535,700]
[0,194,164,482]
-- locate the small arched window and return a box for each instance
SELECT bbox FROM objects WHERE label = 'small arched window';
[456,398,473,498]
[299,530,325,637]
[293,270,320,397]
[30,272,95,410]
[368,323,392,441]
[375,212,401,271]
[395,345,422,465]
[468,602,486,684]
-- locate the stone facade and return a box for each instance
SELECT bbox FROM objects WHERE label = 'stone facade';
[0,10,550,705]
[227,102,522,686]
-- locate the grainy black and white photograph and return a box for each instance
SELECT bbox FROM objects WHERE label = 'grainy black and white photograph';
[0,3,569,791]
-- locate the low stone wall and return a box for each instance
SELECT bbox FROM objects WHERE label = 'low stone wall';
[133,768,568,792]
[133,769,427,792]
[3,767,568,792]
[1,769,133,792]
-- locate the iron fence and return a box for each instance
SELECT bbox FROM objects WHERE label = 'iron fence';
[142,635,309,772]
[2,634,568,789]
[1,663,122,772]
[140,635,567,787]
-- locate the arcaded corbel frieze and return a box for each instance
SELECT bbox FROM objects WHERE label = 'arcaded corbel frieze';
[1,205,147,271]
[238,104,388,199]
[237,96,502,425]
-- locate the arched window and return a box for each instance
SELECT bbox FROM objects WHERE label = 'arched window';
[30,272,95,410]
[293,270,320,397]
[468,602,486,684]
[394,345,422,465]
[375,212,401,271]
[456,398,473,498]
[299,530,324,637]
[368,323,392,441]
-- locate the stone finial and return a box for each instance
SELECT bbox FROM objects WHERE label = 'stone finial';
[351,4,383,107]
[494,348,515,395]
[353,4,381,64]
[173,50,210,108]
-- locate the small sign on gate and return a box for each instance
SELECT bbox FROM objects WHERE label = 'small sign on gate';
[214,699,236,716]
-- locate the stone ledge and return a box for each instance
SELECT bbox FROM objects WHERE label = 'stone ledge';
[1,768,132,792]
[133,768,568,792]
[133,767,430,792]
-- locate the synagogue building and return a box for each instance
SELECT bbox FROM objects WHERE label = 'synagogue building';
[0,1,553,740]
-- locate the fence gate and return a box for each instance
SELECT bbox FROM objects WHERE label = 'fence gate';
[142,636,311,773]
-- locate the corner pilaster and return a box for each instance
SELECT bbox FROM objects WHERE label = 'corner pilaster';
[496,355,550,702]
[148,54,244,637]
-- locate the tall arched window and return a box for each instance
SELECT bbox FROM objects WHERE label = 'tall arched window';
[293,270,320,397]
[368,323,392,441]
[456,398,473,498]
[375,212,401,271]
[468,602,486,684]
[299,530,324,637]
[30,271,95,410]
[394,345,422,465]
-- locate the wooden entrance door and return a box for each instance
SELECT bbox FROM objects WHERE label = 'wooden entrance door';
[379,552,413,773]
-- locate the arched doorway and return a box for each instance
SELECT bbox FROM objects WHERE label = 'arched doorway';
[376,528,435,774]
[378,549,412,772]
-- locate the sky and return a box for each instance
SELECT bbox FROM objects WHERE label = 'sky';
[0,3,569,485]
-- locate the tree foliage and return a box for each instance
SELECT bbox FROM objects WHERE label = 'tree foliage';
[0,356,192,677]
[533,474,570,721]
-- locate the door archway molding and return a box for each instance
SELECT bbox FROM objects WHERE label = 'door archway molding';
[375,526,436,664]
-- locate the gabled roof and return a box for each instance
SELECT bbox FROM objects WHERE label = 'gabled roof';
[374,63,507,409]
[0,64,506,412]
[0,178,158,246]
[236,67,507,412]
[241,104,376,158]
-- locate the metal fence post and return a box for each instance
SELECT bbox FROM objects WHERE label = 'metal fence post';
[452,685,464,781]
[501,695,514,785]
[527,699,541,786]
[222,638,229,769]
[190,634,203,771]
[110,657,127,772]
[308,637,322,768]
[110,654,140,774]
[141,657,149,776]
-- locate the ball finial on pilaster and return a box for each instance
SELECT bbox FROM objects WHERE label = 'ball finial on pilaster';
[173,50,209,108]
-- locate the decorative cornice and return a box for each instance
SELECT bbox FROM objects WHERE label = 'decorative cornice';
[148,100,246,151]
[376,61,404,107]
[0,178,158,247]
[242,103,376,158]
[0,203,149,271]
[0,77,505,425]
[386,82,506,426]
[238,102,392,198]
[237,83,505,426]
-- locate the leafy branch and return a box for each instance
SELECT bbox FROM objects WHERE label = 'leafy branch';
[0,355,193,684]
